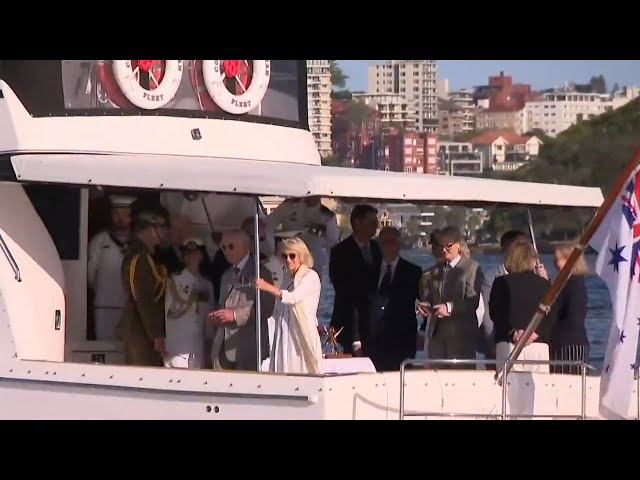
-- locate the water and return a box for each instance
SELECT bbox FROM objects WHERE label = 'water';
[317,250,623,371]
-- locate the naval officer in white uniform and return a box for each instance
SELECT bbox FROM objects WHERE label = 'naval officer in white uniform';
[87,195,135,341]
[164,237,215,369]
[266,196,340,277]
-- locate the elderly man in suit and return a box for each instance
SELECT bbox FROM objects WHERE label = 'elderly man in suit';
[418,226,483,369]
[207,230,275,371]
[366,227,422,371]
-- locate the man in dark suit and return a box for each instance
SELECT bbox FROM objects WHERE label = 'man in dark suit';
[329,204,381,355]
[366,227,422,371]
[421,226,483,369]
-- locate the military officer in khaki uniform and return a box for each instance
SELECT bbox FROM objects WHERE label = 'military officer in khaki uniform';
[266,196,340,277]
[119,210,169,367]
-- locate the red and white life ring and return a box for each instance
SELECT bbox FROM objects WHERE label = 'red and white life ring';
[112,60,184,110]
[201,60,270,115]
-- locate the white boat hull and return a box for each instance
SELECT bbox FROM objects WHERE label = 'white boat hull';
[0,359,636,419]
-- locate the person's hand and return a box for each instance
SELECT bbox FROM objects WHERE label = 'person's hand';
[213,309,235,324]
[433,304,449,318]
[255,277,269,291]
[512,329,524,343]
[417,302,431,317]
[153,337,166,353]
[526,331,539,345]
[535,262,549,279]
[207,309,220,325]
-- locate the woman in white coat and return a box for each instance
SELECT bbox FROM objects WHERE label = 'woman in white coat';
[163,237,215,369]
[255,237,323,375]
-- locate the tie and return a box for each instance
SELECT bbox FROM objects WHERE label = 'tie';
[379,264,392,295]
[361,244,372,265]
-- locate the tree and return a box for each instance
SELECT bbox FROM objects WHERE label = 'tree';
[332,89,352,101]
[348,99,372,127]
[329,60,348,89]
[611,82,620,95]
[589,74,607,94]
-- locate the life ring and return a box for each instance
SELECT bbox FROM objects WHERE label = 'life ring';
[201,60,270,115]
[112,60,184,110]
[95,60,135,109]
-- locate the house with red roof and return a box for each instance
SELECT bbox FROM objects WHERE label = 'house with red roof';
[469,130,543,172]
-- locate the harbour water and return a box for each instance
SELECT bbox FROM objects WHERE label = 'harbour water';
[316,250,623,371]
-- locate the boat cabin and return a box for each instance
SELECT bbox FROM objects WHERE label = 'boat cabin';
[0,59,604,371]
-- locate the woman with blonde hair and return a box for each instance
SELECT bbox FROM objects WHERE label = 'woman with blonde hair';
[489,241,559,373]
[256,236,323,374]
[549,243,590,374]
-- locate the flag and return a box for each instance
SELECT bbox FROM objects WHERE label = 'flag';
[589,165,640,419]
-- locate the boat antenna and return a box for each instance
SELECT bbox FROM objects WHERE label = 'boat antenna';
[526,208,538,254]
[253,197,263,372]
[495,146,640,386]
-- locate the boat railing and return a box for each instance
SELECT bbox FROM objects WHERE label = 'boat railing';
[399,358,598,420]
[0,231,21,282]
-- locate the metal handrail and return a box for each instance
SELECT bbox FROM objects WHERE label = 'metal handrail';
[633,363,640,421]
[399,358,595,421]
[0,232,21,282]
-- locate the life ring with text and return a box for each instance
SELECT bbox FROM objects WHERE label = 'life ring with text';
[112,60,184,110]
[96,60,135,109]
[201,60,270,115]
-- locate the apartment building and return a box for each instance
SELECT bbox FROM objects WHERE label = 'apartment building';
[351,92,415,131]
[439,89,476,137]
[367,60,439,133]
[518,90,613,137]
[357,130,438,173]
[437,141,484,176]
[306,60,332,157]
[612,85,640,109]
[476,108,521,131]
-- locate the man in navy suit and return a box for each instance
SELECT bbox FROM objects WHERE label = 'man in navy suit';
[365,227,422,371]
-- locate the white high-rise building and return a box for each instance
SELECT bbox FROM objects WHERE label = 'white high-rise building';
[306,60,332,157]
[367,60,439,133]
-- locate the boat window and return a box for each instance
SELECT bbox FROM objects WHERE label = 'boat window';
[23,184,81,260]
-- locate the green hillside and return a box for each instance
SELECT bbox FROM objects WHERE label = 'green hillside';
[494,97,640,194]
[482,98,640,240]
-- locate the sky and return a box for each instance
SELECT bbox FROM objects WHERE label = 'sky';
[337,60,640,92]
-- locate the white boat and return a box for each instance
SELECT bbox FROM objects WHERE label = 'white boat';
[0,60,635,420]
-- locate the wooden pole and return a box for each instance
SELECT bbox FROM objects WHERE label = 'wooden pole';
[495,146,640,385]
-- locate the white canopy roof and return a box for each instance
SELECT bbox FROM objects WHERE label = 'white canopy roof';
[10,153,604,208]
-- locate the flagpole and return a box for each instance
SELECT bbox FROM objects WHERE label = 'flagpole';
[495,146,640,386]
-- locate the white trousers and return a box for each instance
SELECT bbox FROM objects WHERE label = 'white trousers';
[94,308,122,341]
[495,341,550,373]
[163,353,203,369]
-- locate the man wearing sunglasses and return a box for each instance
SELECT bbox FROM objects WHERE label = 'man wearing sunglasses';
[419,226,483,369]
[208,230,275,371]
